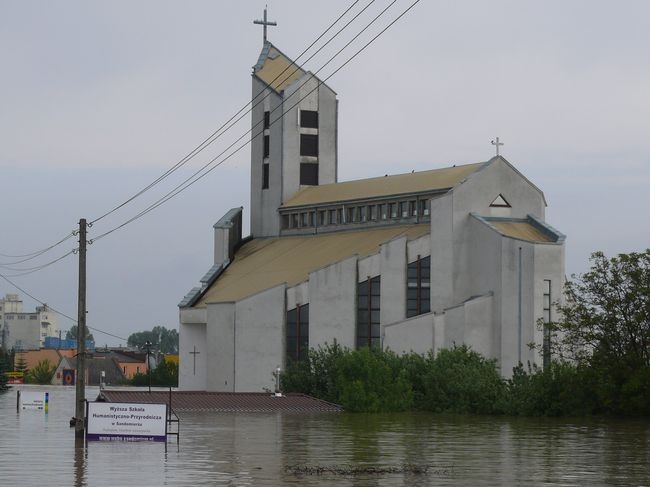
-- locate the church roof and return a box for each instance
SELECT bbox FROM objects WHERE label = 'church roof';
[282,162,485,208]
[195,225,429,305]
[253,41,307,93]
[473,214,565,244]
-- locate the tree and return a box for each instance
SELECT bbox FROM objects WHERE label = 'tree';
[65,325,94,342]
[0,349,10,392]
[128,326,178,354]
[551,250,650,414]
[130,357,178,387]
[25,359,56,384]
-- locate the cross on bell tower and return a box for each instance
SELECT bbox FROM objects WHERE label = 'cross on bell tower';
[253,6,277,44]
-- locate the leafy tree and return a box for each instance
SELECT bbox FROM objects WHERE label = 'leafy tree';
[65,325,95,342]
[0,349,10,392]
[25,359,56,384]
[130,357,178,387]
[127,326,178,354]
[550,250,650,415]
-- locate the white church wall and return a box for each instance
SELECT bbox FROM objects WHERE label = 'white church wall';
[317,82,338,185]
[309,256,357,350]
[451,158,546,308]
[379,236,407,326]
[532,243,566,364]
[383,313,434,355]
[462,294,494,359]
[443,305,465,348]
[286,281,309,311]
[206,302,235,392]
[498,238,537,376]
[179,322,207,390]
[358,253,380,281]
[430,193,454,312]
[235,285,286,392]
[406,234,430,263]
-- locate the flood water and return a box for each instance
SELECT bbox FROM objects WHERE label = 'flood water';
[1,385,649,486]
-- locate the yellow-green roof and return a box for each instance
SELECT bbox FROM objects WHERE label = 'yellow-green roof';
[491,221,556,243]
[255,45,305,93]
[196,225,429,306]
[283,162,485,208]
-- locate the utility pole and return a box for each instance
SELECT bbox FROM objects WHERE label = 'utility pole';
[75,218,87,441]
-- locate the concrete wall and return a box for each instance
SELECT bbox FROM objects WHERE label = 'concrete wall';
[379,236,407,326]
[309,256,357,350]
[384,312,434,355]
[206,302,235,391]
[4,314,40,350]
[234,285,285,392]
[179,321,207,390]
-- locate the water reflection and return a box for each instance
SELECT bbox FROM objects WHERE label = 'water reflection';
[1,386,649,486]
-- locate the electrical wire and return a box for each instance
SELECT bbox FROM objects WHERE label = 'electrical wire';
[0,271,128,342]
[90,0,420,243]
[1,250,76,277]
[89,0,367,226]
[0,231,76,265]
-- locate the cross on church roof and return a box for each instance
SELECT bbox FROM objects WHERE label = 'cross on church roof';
[253,6,277,44]
[491,137,504,156]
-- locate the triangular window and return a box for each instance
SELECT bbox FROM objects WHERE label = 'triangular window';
[490,194,511,208]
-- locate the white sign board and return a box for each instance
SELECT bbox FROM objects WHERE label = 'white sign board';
[20,391,47,410]
[86,402,167,442]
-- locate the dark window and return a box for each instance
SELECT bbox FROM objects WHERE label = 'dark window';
[407,256,431,318]
[357,276,381,349]
[287,304,309,362]
[263,135,270,158]
[318,210,327,225]
[329,209,337,224]
[543,280,552,369]
[300,163,319,185]
[262,163,269,189]
[300,110,318,128]
[264,111,270,129]
[300,134,318,157]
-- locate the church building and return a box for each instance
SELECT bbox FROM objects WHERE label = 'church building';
[178,36,566,392]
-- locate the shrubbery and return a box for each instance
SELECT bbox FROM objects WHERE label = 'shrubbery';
[130,358,178,387]
[282,344,647,416]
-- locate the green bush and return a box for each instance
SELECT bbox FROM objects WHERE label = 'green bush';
[24,359,56,384]
[131,358,178,387]
[420,345,506,414]
[336,347,413,412]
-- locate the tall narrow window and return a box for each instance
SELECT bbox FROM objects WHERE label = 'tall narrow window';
[300,134,318,157]
[300,110,318,128]
[262,163,269,189]
[357,276,381,349]
[263,134,270,158]
[543,280,551,369]
[287,304,309,362]
[407,256,431,318]
[300,163,318,185]
[263,111,270,129]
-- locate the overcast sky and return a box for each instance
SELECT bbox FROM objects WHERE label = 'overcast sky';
[1,1,648,346]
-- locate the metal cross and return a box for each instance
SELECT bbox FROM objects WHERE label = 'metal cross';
[189,346,200,375]
[491,137,504,156]
[253,6,277,44]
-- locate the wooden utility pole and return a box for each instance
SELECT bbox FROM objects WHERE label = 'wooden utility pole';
[75,218,87,440]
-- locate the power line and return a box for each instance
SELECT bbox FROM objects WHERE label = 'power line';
[89,0,367,226]
[0,231,76,265]
[90,0,420,243]
[1,249,76,277]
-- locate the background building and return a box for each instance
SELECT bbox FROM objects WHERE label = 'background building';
[1,293,60,350]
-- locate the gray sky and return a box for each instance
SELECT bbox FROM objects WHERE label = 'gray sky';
[1,1,649,346]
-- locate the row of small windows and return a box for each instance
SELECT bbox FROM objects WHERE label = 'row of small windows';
[3,314,38,320]
[285,256,431,361]
[281,199,431,230]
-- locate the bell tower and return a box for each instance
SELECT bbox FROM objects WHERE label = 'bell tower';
[249,15,338,237]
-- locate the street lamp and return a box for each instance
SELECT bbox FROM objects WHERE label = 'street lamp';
[145,341,152,393]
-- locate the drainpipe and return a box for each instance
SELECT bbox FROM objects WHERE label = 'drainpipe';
[518,246,522,365]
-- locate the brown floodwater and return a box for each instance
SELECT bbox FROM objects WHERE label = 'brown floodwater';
[1,385,649,486]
